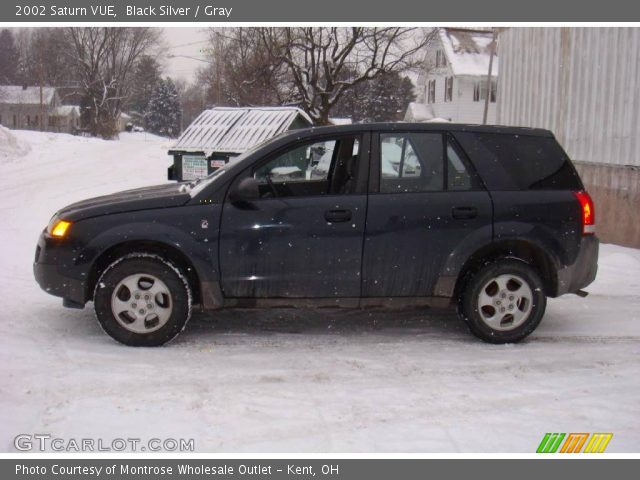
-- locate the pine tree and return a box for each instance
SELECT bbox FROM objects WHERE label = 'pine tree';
[332,72,416,123]
[146,78,182,138]
[129,55,162,115]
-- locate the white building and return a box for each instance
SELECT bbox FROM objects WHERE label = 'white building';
[0,85,81,134]
[497,27,640,248]
[408,28,498,124]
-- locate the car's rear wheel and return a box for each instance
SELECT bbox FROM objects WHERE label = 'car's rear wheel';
[459,259,546,343]
[94,254,192,346]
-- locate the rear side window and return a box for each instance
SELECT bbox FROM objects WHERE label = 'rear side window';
[453,132,583,191]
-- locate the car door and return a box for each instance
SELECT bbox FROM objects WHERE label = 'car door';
[219,133,370,299]
[362,131,493,298]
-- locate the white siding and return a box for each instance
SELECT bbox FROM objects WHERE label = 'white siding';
[428,77,496,124]
[497,27,640,167]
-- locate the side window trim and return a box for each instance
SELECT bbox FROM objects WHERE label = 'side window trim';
[445,132,487,191]
[369,132,381,194]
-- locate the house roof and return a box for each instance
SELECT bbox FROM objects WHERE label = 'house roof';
[0,85,57,105]
[173,107,313,154]
[439,28,498,77]
[404,102,434,122]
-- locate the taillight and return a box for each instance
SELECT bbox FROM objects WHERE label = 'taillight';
[573,191,595,235]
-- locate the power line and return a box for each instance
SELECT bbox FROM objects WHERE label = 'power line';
[166,40,210,49]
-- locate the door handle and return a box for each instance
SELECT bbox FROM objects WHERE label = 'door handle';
[325,209,352,223]
[452,206,478,219]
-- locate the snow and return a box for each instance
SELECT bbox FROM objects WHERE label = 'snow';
[404,102,434,122]
[426,117,450,123]
[0,85,57,105]
[174,107,313,155]
[440,28,499,78]
[1,130,640,452]
[329,117,353,125]
[0,125,31,161]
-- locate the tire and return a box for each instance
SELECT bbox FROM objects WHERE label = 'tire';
[458,259,546,344]
[94,254,192,346]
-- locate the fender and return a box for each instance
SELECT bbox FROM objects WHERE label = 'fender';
[433,223,493,297]
[433,222,564,297]
[69,204,222,301]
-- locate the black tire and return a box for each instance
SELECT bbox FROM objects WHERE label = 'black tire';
[458,259,546,344]
[94,254,192,346]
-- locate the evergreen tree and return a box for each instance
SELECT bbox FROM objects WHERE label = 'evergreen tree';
[333,72,416,123]
[0,29,20,85]
[146,78,182,138]
[129,55,162,115]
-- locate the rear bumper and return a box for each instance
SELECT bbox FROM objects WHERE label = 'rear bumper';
[555,235,599,296]
[33,233,87,307]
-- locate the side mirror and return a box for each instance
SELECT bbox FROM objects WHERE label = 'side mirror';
[229,177,260,203]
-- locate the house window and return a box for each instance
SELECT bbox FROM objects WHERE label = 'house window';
[27,115,31,126]
[473,79,497,103]
[435,50,447,68]
[444,77,453,102]
[13,115,17,127]
[427,80,436,104]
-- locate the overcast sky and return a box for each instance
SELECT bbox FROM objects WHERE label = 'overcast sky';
[162,27,210,82]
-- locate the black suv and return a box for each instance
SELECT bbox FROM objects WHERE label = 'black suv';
[34,124,598,346]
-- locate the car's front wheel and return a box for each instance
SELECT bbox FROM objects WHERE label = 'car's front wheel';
[459,259,546,343]
[94,254,192,346]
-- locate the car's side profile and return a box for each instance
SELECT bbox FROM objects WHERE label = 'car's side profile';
[34,123,598,346]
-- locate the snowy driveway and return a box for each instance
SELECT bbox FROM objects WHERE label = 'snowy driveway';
[1,129,639,452]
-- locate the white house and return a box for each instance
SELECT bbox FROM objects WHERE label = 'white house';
[408,28,498,124]
[0,85,81,134]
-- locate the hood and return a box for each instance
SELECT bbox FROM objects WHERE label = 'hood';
[57,183,191,222]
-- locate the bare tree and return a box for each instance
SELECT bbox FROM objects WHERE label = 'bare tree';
[66,27,160,138]
[199,28,289,107]
[12,28,77,88]
[0,29,20,85]
[257,27,436,124]
[175,79,206,130]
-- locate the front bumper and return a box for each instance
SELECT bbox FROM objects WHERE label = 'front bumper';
[33,232,87,307]
[555,234,599,296]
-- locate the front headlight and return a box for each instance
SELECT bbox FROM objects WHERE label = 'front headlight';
[47,217,72,238]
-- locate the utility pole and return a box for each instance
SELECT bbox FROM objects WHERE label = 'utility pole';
[483,27,497,125]
[214,30,222,106]
[38,44,44,132]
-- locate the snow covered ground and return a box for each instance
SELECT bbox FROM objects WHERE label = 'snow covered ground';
[0,128,638,453]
